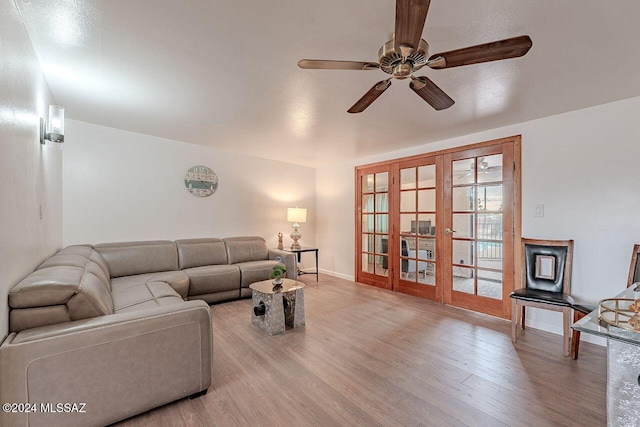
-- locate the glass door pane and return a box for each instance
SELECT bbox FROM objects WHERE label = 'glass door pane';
[398,162,437,298]
[357,137,518,319]
[449,153,505,312]
[357,169,391,289]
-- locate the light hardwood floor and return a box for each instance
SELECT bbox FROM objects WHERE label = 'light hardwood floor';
[113,274,606,427]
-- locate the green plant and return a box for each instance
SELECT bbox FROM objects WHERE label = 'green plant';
[270,264,287,280]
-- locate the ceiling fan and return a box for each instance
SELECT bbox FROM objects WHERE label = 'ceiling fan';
[462,157,501,177]
[297,0,532,113]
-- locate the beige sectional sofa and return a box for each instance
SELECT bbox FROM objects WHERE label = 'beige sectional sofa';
[0,236,296,427]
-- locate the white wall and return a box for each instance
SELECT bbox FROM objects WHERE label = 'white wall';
[317,95,640,341]
[63,120,316,252]
[0,3,62,339]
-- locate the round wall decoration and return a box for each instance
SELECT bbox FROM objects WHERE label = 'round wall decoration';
[184,165,218,197]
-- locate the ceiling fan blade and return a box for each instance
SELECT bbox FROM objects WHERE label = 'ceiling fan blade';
[394,0,431,56]
[348,80,392,114]
[427,35,532,69]
[410,76,454,110]
[297,59,380,70]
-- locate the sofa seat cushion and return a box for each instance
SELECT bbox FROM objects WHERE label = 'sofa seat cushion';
[236,260,283,288]
[187,290,240,304]
[112,281,183,313]
[184,265,240,296]
[111,271,190,299]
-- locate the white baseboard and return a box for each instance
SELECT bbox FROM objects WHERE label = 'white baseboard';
[318,268,354,282]
[526,318,606,347]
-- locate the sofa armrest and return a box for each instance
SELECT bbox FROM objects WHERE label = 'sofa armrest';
[268,249,298,279]
[0,300,212,427]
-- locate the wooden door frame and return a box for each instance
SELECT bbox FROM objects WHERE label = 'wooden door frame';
[355,135,522,319]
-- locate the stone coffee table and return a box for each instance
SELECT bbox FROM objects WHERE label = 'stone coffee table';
[250,278,305,335]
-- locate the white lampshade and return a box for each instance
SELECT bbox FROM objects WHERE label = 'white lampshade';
[287,207,307,223]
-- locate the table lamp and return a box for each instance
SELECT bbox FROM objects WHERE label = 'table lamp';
[287,207,307,250]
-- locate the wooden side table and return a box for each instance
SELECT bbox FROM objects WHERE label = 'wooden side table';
[283,247,319,281]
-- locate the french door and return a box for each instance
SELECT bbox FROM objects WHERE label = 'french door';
[396,156,441,301]
[357,164,392,290]
[355,136,520,319]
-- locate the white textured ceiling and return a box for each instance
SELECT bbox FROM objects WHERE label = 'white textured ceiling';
[17,0,640,167]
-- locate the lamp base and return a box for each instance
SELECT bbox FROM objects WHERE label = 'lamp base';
[290,226,301,250]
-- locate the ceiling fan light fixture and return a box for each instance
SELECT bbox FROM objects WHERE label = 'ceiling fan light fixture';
[393,62,413,79]
[378,37,429,74]
[468,158,492,175]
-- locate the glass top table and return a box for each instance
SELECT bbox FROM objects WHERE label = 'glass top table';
[249,278,305,295]
[572,283,640,347]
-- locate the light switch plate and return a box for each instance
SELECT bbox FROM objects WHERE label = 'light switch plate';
[534,204,544,217]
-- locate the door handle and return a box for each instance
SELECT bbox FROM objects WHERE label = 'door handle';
[444,228,457,235]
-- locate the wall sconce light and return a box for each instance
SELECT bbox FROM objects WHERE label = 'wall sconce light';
[287,207,307,250]
[40,105,65,146]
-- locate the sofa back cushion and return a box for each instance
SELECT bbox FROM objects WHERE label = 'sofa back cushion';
[94,240,178,278]
[223,236,269,264]
[9,245,114,332]
[38,245,111,287]
[176,238,228,269]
